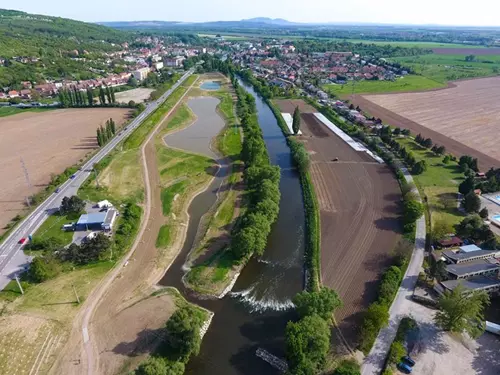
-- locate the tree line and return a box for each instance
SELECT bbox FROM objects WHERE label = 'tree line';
[58,85,117,108]
[96,118,117,147]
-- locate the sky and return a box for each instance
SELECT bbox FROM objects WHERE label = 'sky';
[9,0,500,26]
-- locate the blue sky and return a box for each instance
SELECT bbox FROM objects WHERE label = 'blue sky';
[10,0,500,26]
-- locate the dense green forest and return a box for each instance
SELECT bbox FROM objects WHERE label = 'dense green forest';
[0,8,131,87]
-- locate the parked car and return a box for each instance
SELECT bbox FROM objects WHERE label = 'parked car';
[55,187,61,193]
[397,362,412,374]
[18,238,26,245]
[403,356,416,367]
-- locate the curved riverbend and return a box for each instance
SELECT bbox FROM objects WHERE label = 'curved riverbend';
[159,82,305,375]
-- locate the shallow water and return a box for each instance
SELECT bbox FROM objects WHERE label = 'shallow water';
[159,81,305,375]
[200,81,222,91]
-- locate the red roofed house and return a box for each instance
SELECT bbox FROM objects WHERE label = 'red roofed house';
[8,90,19,98]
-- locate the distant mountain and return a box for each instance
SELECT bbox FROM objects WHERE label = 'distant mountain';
[98,20,183,29]
[242,17,295,26]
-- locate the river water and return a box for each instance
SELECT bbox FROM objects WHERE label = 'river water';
[159,80,305,375]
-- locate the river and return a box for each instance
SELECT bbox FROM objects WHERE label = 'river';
[159,80,305,375]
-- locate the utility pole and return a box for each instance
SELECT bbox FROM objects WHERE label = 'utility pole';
[15,274,24,295]
[72,284,80,304]
[20,157,32,208]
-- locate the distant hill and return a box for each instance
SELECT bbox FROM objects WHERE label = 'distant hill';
[242,17,295,26]
[0,8,129,57]
[98,20,182,29]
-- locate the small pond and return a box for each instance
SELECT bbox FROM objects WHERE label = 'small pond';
[200,81,222,90]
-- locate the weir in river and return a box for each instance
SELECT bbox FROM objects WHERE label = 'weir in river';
[158,80,305,375]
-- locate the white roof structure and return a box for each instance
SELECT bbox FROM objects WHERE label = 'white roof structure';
[459,244,481,253]
[97,200,113,208]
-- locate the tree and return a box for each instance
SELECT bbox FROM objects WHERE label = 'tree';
[411,160,427,175]
[293,287,342,321]
[110,86,116,103]
[401,129,411,136]
[109,118,116,135]
[28,256,60,283]
[286,314,330,374]
[455,214,496,247]
[432,219,452,241]
[128,75,138,87]
[86,88,94,106]
[98,86,106,105]
[60,195,85,216]
[165,306,204,362]
[96,127,103,147]
[403,199,424,224]
[135,357,184,375]
[105,86,112,103]
[333,360,360,375]
[388,341,406,365]
[459,176,475,195]
[436,145,446,155]
[435,284,489,337]
[393,127,401,136]
[422,138,433,148]
[442,155,451,164]
[462,191,481,213]
[479,207,489,219]
[465,54,476,62]
[292,106,301,135]
[429,259,448,282]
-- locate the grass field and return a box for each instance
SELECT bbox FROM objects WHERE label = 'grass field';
[323,75,445,96]
[161,181,188,216]
[396,137,464,228]
[0,106,52,117]
[391,54,500,83]
[333,39,486,49]
[33,212,76,244]
[99,149,144,201]
[156,224,172,248]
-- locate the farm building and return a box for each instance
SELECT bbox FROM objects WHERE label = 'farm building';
[76,209,118,231]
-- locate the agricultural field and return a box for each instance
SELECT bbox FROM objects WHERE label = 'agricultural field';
[0,106,53,117]
[391,54,500,82]
[114,88,154,103]
[275,99,402,345]
[0,108,130,235]
[323,75,444,96]
[358,76,500,170]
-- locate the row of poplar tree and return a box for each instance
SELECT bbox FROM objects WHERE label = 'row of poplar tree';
[96,118,116,146]
[58,86,116,108]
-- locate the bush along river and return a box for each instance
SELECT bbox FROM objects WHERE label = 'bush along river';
[159,79,305,375]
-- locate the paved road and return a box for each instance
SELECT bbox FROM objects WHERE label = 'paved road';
[0,70,193,290]
[361,163,426,375]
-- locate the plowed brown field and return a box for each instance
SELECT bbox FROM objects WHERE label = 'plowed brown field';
[0,108,130,234]
[275,100,402,345]
[352,76,500,171]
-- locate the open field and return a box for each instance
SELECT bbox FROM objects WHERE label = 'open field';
[391,54,500,83]
[0,106,53,117]
[396,137,464,228]
[356,76,500,170]
[114,88,154,103]
[323,75,444,96]
[0,108,130,235]
[275,100,402,345]
[432,47,500,55]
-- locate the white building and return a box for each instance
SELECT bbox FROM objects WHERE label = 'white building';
[132,67,150,81]
[154,61,164,70]
[164,56,185,68]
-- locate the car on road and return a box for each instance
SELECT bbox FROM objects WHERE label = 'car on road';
[18,238,27,245]
[70,174,76,179]
[55,187,61,193]
[403,356,416,367]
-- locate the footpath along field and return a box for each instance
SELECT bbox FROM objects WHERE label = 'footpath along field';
[274,99,402,345]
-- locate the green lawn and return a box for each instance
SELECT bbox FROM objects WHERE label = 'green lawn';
[156,224,172,248]
[396,138,465,228]
[0,107,53,117]
[391,54,500,83]
[332,39,486,49]
[323,75,445,96]
[33,212,76,244]
[161,181,188,216]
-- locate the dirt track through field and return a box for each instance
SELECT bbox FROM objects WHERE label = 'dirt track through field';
[276,102,402,345]
[0,108,130,235]
[350,84,500,170]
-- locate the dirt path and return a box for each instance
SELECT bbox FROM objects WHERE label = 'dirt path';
[49,78,198,375]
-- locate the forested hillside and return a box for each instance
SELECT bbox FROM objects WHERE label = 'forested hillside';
[0,9,131,87]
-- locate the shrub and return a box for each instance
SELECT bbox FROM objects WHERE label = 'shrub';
[388,341,406,365]
[333,359,361,375]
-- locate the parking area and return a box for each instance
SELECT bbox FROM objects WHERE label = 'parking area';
[402,302,500,375]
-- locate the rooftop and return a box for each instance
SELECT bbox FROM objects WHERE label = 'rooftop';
[459,244,481,253]
[441,276,500,292]
[77,212,106,225]
[446,259,500,277]
[442,249,499,263]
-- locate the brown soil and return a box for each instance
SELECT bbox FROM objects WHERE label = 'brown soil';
[350,77,500,171]
[0,108,130,234]
[277,101,402,346]
[273,99,316,113]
